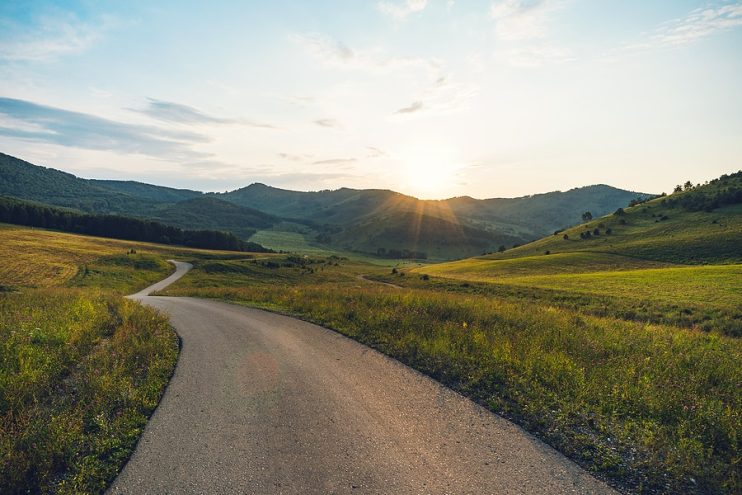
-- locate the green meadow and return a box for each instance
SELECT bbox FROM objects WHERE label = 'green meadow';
[0,225,240,494]
[160,252,741,495]
[2,174,740,494]
[154,174,742,495]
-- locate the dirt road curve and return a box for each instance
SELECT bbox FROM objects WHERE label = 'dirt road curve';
[109,261,616,494]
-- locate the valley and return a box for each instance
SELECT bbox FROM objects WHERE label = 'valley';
[0,153,650,260]
[0,165,739,494]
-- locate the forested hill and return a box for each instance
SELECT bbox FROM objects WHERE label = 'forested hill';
[0,195,271,252]
[0,153,279,236]
[1,152,652,259]
[215,182,651,258]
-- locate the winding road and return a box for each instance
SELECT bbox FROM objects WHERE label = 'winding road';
[109,261,616,494]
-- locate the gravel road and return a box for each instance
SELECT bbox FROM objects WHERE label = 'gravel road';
[109,261,616,494]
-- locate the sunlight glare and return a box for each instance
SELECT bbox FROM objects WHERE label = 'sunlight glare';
[400,145,462,199]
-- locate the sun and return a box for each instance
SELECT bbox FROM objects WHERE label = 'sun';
[400,146,461,199]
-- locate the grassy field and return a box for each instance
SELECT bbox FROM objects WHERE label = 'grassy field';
[249,226,426,267]
[0,224,245,494]
[407,189,742,337]
[0,290,178,494]
[0,223,246,291]
[3,175,740,495]
[160,254,741,494]
[249,228,331,255]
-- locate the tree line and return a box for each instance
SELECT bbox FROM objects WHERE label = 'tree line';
[376,247,428,260]
[0,195,271,252]
[666,171,742,212]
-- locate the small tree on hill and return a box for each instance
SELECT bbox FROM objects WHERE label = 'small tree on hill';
[582,211,593,222]
[684,180,693,191]
[563,233,569,240]
[498,245,506,253]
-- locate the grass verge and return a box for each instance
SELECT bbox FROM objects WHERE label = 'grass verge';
[161,256,741,494]
[0,290,178,494]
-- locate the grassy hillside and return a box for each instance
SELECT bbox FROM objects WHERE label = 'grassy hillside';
[0,223,245,290]
[0,225,255,494]
[160,252,741,494]
[410,173,742,336]
[467,173,742,264]
[447,184,650,237]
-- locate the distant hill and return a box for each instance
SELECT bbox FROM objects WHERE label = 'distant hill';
[216,182,650,258]
[0,195,270,252]
[0,152,159,214]
[428,171,742,269]
[149,197,277,241]
[0,152,652,259]
[0,153,278,238]
[89,179,202,203]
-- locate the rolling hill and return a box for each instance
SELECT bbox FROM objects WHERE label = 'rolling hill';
[416,171,742,307]
[149,197,277,240]
[217,182,651,258]
[0,153,279,237]
[89,179,202,203]
[0,152,160,214]
[450,170,742,265]
[1,152,651,259]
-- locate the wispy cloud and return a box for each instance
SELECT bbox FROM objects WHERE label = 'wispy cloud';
[132,98,278,128]
[395,101,425,114]
[291,33,441,74]
[313,158,357,166]
[490,0,565,40]
[278,152,313,162]
[628,2,742,50]
[377,0,428,19]
[0,13,108,62]
[393,76,479,116]
[366,146,387,158]
[314,118,343,128]
[0,97,212,162]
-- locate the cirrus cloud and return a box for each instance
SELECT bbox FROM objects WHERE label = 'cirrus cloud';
[0,97,212,163]
[490,0,565,41]
[377,0,428,20]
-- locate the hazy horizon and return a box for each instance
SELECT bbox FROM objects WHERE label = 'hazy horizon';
[1,1,741,199]
[12,152,658,201]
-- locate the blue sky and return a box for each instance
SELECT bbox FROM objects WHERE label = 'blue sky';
[0,1,740,198]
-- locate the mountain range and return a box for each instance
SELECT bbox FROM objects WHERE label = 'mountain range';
[0,152,651,259]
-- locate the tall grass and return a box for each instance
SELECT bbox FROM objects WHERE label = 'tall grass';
[0,289,178,494]
[163,259,741,494]
[373,266,742,337]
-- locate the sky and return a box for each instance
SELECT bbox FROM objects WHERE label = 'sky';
[0,1,741,199]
